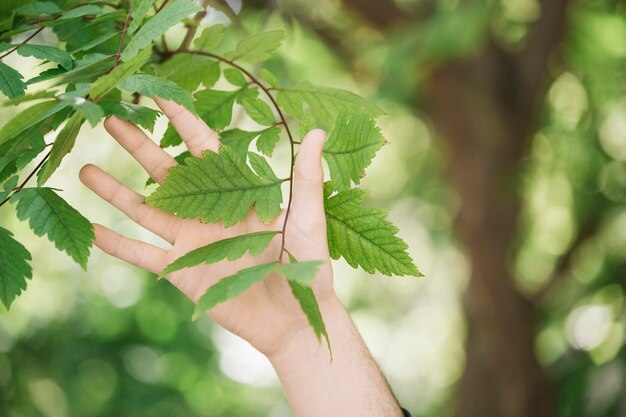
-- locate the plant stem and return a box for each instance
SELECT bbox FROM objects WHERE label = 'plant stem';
[0,150,51,208]
[178,0,212,52]
[180,50,296,263]
[156,0,171,13]
[0,27,45,60]
[113,9,132,68]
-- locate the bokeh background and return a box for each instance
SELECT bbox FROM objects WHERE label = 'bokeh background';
[1,0,626,416]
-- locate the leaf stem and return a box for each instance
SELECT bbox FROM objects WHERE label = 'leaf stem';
[112,9,133,68]
[0,150,51,208]
[180,50,296,263]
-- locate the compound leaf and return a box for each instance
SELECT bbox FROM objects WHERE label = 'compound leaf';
[324,184,420,277]
[0,227,32,310]
[160,231,278,277]
[11,187,94,269]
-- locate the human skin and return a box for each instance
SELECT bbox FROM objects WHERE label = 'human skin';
[78,97,404,417]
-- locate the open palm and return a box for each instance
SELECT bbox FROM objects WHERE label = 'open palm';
[79,98,334,357]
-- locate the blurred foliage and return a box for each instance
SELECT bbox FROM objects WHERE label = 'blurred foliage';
[1,0,626,416]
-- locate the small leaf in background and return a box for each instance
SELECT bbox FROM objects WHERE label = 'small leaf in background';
[323,112,385,191]
[0,62,26,99]
[129,0,157,33]
[194,24,224,50]
[256,127,281,156]
[15,2,61,17]
[240,96,275,126]
[17,44,73,70]
[194,88,243,130]
[160,231,278,277]
[260,68,280,88]
[89,47,152,99]
[100,100,161,132]
[159,123,182,148]
[37,113,85,186]
[224,68,247,87]
[121,0,202,61]
[11,187,94,270]
[226,30,286,63]
[0,227,32,310]
[0,100,66,147]
[146,146,283,227]
[119,74,196,114]
[158,54,220,91]
[324,184,420,277]
[220,129,261,158]
[192,262,277,320]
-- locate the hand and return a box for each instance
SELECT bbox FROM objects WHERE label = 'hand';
[79,98,336,358]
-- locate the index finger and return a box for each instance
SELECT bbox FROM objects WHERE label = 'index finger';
[155,97,220,156]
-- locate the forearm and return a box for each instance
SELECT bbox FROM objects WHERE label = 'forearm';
[268,294,403,417]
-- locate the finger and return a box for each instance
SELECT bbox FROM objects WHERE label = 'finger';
[80,164,181,244]
[291,129,327,225]
[93,223,168,274]
[154,97,220,156]
[104,116,176,184]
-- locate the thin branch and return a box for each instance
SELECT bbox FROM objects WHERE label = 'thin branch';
[113,9,133,68]
[178,0,212,52]
[180,50,296,263]
[0,150,51,208]
[0,27,45,60]
[156,0,171,13]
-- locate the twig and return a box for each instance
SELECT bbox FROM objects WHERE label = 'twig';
[181,50,297,263]
[113,9,133,68]
[178,0,212,52]
[156,0,171,13]
[0,27,45,60]
[0,150,51,208]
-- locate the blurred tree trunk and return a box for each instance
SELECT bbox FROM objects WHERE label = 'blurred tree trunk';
[340,1,570,416]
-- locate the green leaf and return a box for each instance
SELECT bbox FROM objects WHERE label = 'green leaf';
[322,112,385,191]
[129,0,156,33]
[226,30,286,63]
[2,90,57,106]
[256,127,281,156]
[276,82,384,129]
[224,68,247,87]
[89,47,152,99]
[119,74,196,114]
[159,123,182,148]
[55,5,102,20]
[247,152,283,221]
[160,231,278,277]
[158,54,220,91]
[17,44,73,70]
[0,227,32,310]
[241,96,275,126]
[145,146,283,227]
[219,129,260,159]
[193,262,277,320]
[287,280,329,347]
[193,88,243,129]
[0,175,18,201]
[121,0,203,62]
[15,2,61,17]
[100,100,161,132]
[280,259,323,286]
[0,62,26,99]
[260,68,280,89]
[0,100,66,147]
[37,113,85,186]
[324,184,420,277]
[146,150,190,186]
[11,187,94,269]
[194,24,224,50]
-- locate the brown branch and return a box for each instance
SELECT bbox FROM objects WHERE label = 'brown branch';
[0,27,45,60]
[113,9,133,68]
[180,50,297,262]
[178,0,212,52]
[156,0,171,13]
[0,150,51,208]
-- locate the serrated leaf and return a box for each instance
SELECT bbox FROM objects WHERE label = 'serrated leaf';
[276,82,384,129]
[241,96,275,126]
[160,231,278,277]
[224,68,247,87]
[194,24,224,50]
[17,44,73,70]
[280,260,323,286]
[193,88,244,129]
[121,0,203,62]
[146,150,190,186]
[56,4,102,20]
[0,100,67,147]
[159,123,182,148]
[247,152,283,220]
[89,47,152,99]
[145,146,283,227]
[193,262,277,320]
[100,100,161,132]
[256,127,281,156]
[260,68,279,89]
[324,184,420,277]
[226,30,286,63]
[0,175,18,201]
[219,129,260,158]
[15,2,61,17]
[287,280,328,347]
[0,62,26,99]
[37,113,85,186]
[2,90,57,106]
[0,227,32,310]
[322,112,384,191]
[129,0,156,33]
[11,188,94,269]
[158,54,220,91]
[119,74,196,114]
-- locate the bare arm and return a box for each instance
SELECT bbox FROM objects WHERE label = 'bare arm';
[79,98,404,417]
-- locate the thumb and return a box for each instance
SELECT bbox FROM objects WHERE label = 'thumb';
[290,129,326,224]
